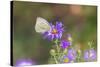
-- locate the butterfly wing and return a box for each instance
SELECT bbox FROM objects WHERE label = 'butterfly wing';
[35,17,51,33]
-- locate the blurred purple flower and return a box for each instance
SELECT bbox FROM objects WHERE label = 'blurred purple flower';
[15,59,35,67]
[43,21,64,40]
[60,48,77,63]
[67,48,77,61]
[84,49,97,61]
[60,40,71,49]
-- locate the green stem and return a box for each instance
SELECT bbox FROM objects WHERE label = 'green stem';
[77,56,80,62]
[60,50,65,60]
[88,41,93,49]
[54,39,60,63]
[56,44,60,53]
[53,55,58,64]
[77,52,81,62]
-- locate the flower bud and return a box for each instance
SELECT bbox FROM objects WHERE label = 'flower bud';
[68,36,72,42]
[67,34,72,42]
[77,49,81,54]
[50,49,56,56]
[63,49,68,54]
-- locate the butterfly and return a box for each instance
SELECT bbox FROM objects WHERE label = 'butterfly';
[35,17,51,33]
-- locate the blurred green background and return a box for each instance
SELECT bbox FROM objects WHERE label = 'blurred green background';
[12,1,97,65]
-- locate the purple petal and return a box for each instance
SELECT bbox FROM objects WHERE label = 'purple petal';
[60,40,71,49]
[15,59,34,67]
[84,49,97,61]
[67,48,77,61]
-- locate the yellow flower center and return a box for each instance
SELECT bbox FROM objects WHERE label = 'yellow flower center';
[64,57,69,63]
[52,29,58,34]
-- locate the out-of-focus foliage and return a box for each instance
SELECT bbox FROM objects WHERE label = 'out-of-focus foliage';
[12,1,97,65]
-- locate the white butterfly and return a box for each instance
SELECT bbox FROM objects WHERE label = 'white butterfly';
[35,17,51,33]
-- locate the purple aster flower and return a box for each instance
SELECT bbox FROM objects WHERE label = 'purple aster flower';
[67,48,77,61]
[84,49,97,61]
[15,59,35,67]
[60,40,71,49]
[43,21,64,40]
[60,48,77,63]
